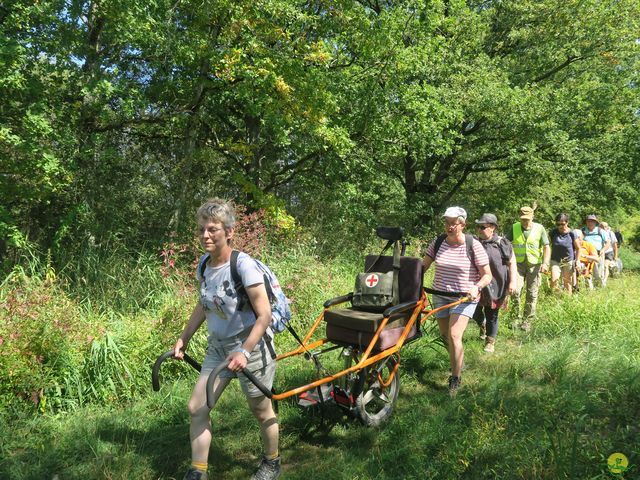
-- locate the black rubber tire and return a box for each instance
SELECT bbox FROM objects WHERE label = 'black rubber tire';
[354,356,400,427]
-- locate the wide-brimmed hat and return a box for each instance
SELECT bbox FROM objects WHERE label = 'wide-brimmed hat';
[442,206,467,220]
[585,214,599,224]
[475,213,498,226]
[519,206,534,220]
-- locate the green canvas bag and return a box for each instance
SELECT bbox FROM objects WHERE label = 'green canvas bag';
[351,240,400,312]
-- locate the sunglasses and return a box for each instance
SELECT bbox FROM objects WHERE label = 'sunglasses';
[476,225,492,230]
[556,222,567,226]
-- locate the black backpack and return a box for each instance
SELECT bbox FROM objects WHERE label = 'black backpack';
[433,233,476,265]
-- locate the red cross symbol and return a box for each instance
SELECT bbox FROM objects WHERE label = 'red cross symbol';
[365,274,379,287]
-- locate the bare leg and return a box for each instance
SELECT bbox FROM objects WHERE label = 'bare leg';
[551,266,561,292]
[187,374,231,464]
[448,313,470,377]
[246,395,279,457]
[562,268,573,294]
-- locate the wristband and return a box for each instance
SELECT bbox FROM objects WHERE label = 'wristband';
[233,346,251,360]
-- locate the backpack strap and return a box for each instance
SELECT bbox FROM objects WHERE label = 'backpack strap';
[199,254,210,280]
[435,233,475,263]
[434,233,476,267]
[434,233,447,257]
[464,233,476,267]
[230,250,242,290]
[495,235,511,262]
[230,250,251,312]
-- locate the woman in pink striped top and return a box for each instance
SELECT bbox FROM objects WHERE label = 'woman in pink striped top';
[423,207,492,396]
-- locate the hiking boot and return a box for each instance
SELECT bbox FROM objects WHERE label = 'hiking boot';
[183,468,208,480]
[479,321,487,340]
[250,456,281,480]
[484,336,495,353]
[448,375,461,398]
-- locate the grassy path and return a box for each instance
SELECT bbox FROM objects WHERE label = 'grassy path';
[2,268,639,480]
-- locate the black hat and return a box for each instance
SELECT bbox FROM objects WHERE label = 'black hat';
[475,213,498,226]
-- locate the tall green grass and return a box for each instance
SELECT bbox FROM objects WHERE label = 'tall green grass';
[0,238,360,416]
[1,246,639,479]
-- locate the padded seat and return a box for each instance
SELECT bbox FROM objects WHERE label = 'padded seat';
[324,255,424,351]
[324,308,410,332]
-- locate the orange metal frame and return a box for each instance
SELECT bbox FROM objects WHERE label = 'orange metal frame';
[269,291,469,401]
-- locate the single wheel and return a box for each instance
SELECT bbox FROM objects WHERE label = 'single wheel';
[354,355,400,427]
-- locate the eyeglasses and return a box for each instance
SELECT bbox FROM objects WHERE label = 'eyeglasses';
[198,226,224,235]
[476,225,491,230]
[443,221,462,228]
[556,222,567,227]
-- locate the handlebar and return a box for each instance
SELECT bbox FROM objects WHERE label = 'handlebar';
[206,360,273,408]
[152,350,201,391]
[323,293,353,309]
[153,350,273,404]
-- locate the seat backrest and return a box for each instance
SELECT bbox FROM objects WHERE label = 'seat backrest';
[364,255,424,303]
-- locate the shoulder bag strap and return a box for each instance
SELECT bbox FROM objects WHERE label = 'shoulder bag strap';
[392,240,401,303]
[365,239,394,273]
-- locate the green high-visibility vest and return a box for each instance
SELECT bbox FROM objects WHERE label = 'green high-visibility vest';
[512,222,544,264]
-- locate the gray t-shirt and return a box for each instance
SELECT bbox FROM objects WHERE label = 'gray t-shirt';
[197,252,264,339]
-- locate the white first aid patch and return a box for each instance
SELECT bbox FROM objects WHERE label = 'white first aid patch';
[365,273,379,288]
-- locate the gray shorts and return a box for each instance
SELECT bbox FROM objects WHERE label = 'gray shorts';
[432,295,478,319]
[201,329,276,398]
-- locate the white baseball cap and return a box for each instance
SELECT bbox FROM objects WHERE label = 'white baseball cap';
[442,206,467,220]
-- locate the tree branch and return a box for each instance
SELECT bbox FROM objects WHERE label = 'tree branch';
[533,55,583,83]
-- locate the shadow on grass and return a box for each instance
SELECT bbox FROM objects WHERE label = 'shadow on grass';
[2,322,639,480]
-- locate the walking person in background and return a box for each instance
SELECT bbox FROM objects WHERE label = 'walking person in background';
[173,199,281,480]
[599,221,619,281]
[614,229,624,248]
[581,215,610,287]
[575,230,599,290]
[549,213,580,294]
[423,207,492,396]
[471,214,517,353]
[505,205,551,332]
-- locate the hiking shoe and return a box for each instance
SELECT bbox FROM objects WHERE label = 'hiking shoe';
[484,336,495,353]
[448,375,461,398]
[479,321,487,340]
[250,456,281,480]
[183,468,208,480]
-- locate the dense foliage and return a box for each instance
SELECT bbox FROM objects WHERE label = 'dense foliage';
[1,0,639,264]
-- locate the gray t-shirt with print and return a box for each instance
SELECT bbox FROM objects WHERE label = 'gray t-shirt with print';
[196,252,264,339]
